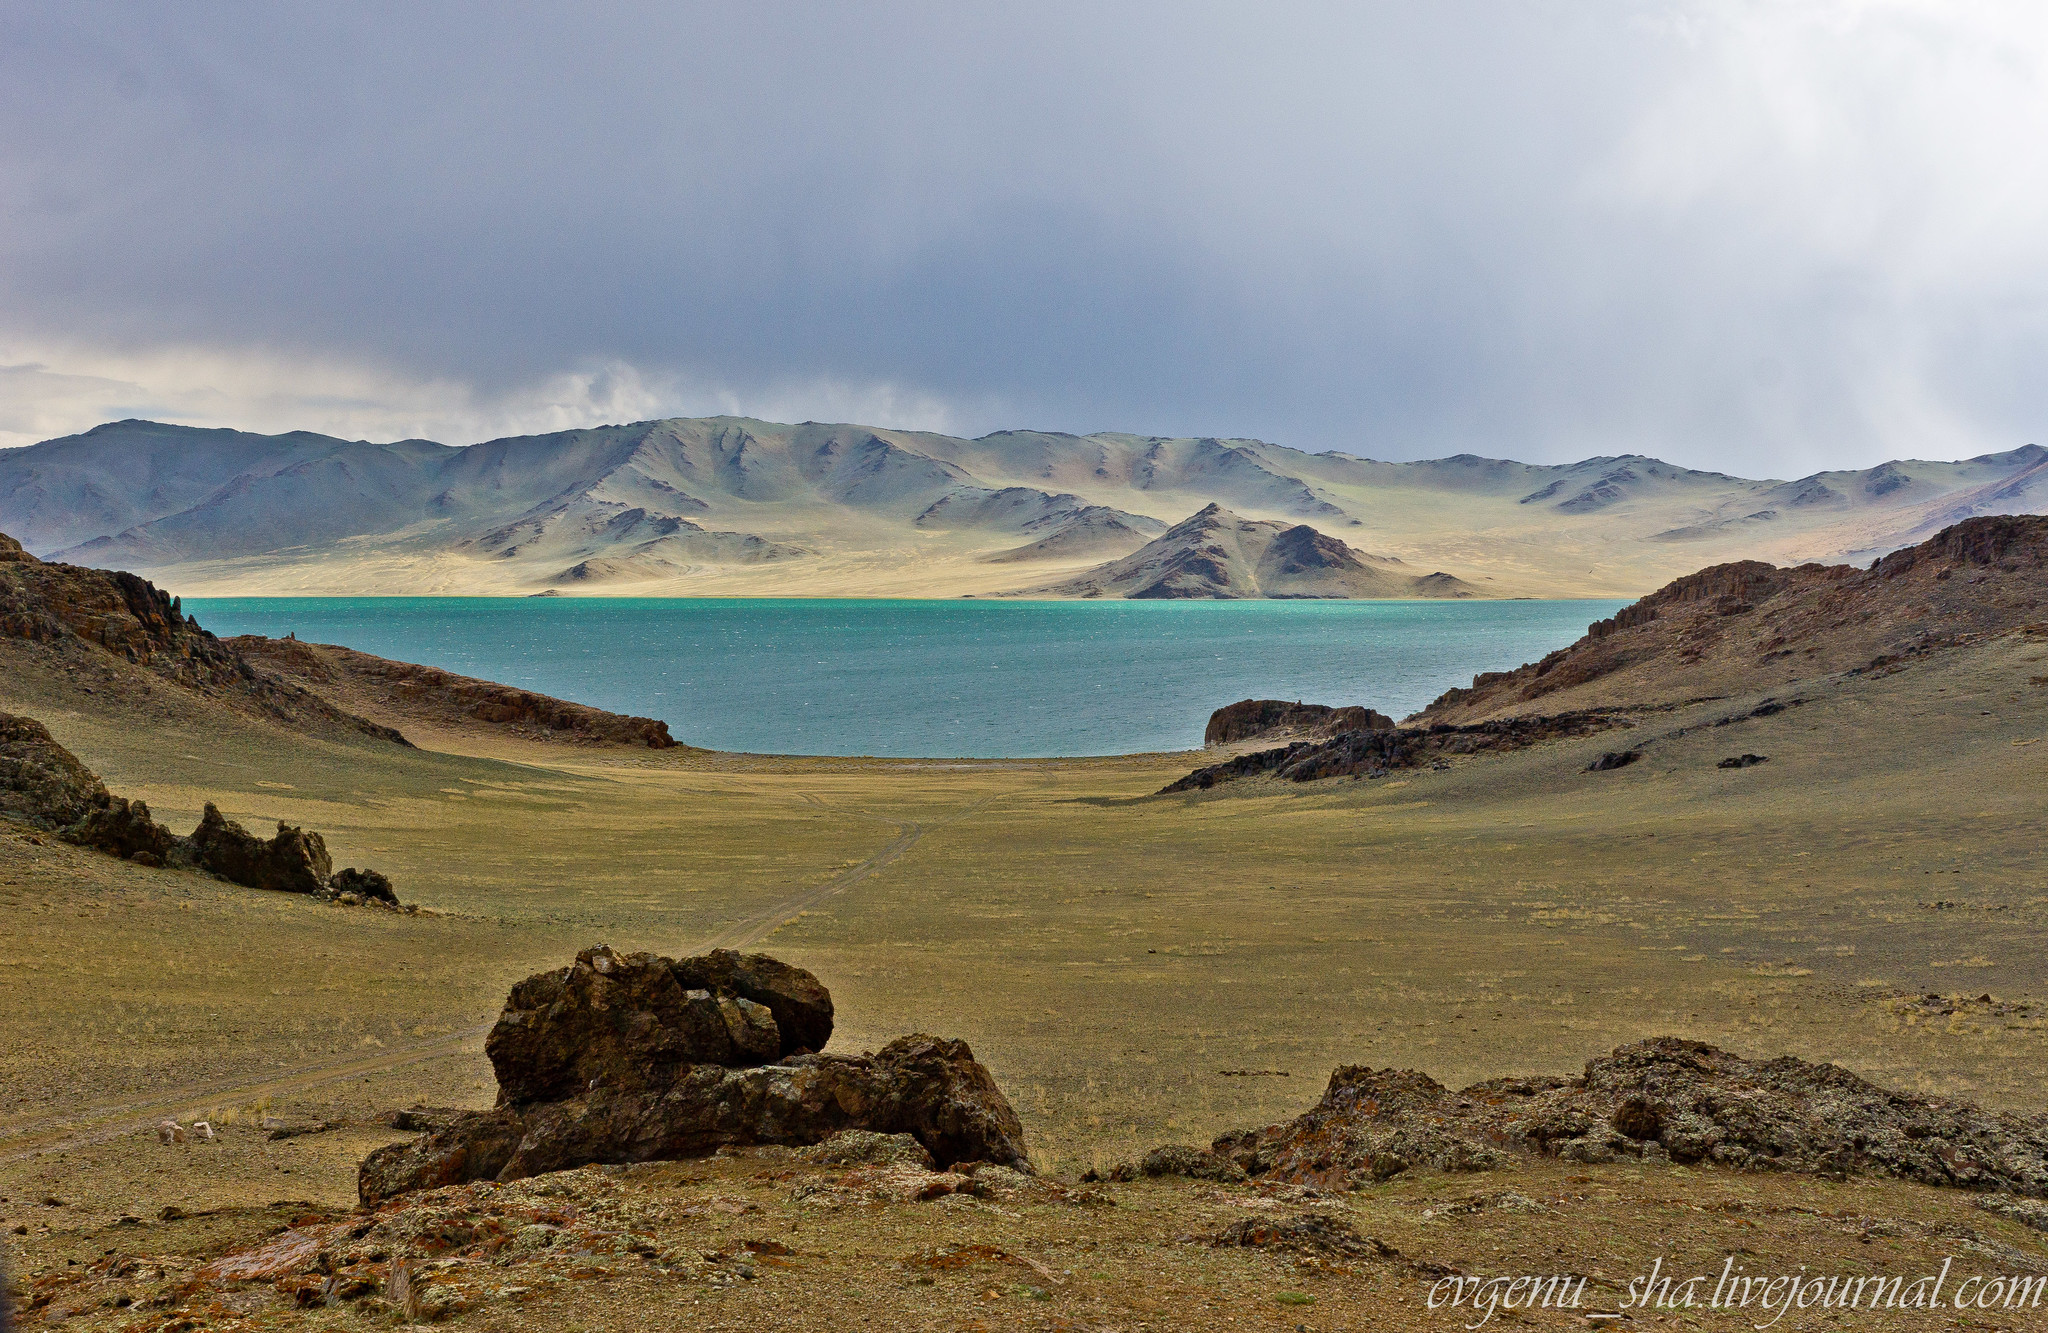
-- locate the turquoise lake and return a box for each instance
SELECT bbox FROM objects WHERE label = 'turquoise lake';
[180,598,1627,758]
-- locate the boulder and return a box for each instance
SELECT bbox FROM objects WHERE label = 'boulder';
[360,1033,1029,1203]
[0,712,108,826]
[330,867,398,904]
[187,802,333,895]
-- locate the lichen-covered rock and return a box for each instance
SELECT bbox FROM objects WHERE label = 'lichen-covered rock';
[801,1129,935,1170]
[1208,1037,2048,1195]
[187,802,333,895]
[355,1109,527,1205]
[359,1032,1029,1203]
[1104,1143,1247,1183]
[487,945,830,1106]
[0,711,108,826]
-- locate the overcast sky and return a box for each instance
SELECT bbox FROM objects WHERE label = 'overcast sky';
[2,2,2044,475]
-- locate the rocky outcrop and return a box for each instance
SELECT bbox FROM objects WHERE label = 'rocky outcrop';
[361,946,1028,1203]
[1163,710,1628,791]
[0,709,398,898]
[1206,1037,2048,1195]
[228,636,679,749]
[62,796,180,864]
[187,802,333,895]
[0,711,108,826]
[1203,699,1394,746]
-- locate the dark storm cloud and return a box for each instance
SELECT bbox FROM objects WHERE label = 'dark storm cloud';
[1,2,2043,470]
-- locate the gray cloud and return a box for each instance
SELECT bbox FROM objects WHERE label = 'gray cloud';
[2,2,2043,472]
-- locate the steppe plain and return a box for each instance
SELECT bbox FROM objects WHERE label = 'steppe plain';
[5,595,2048,1328]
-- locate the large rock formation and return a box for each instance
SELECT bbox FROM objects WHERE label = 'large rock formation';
[1204,1037,2048,1195]
[1163,710,1627,792]
[360,945,1029,1203]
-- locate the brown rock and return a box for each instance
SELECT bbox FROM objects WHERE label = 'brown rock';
[1203,699,1395,746]
[187,802,333,894]
[356,1108,526,1203]
[330,866,398,904]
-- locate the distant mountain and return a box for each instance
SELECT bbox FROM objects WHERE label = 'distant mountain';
[1028,503,1474,599]
[1,417,2042,598]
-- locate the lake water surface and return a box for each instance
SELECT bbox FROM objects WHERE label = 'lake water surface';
[181,597,1626,758]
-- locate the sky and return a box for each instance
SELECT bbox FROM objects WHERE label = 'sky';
[2,1,2045,476]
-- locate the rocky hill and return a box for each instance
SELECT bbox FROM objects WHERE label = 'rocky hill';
[1027,503,1475,599]
[4,417,2044,598]
[1421,513,2048,724]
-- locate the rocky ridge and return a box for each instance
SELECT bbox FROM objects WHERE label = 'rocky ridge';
[358,946,1029,1203]
[229,636,681,749]
[1203,698,1395,746]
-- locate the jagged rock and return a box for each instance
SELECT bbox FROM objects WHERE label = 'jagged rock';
[1209,1038,2048,1195]
[488,945,831,1106]
[330,867,398,904]
[1717,754,1769,769]
[187,802,333,894]
[0,711,108,826]
[62,795,180,863]
[360,1032,1029,1203]
[1586,750,1642,771]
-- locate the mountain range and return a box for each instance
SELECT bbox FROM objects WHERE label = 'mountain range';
[1,416,2043,598]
